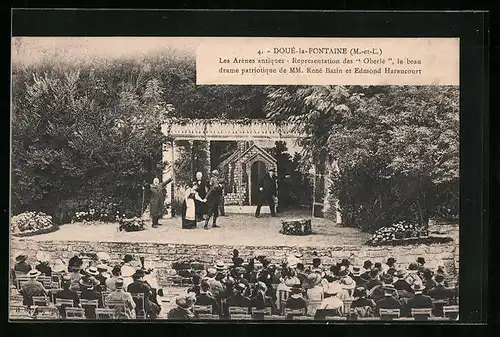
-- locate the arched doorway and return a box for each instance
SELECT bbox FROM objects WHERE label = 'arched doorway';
[250,161,267,205]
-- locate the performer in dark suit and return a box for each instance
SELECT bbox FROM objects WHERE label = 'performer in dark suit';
[195,171,208,221]
[255,167,278,218]
[204,170,223,229]
[148,177,172,228]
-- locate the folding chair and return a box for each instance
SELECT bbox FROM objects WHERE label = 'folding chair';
[379,308,401,320]
[431,299,449,317]
[393,317,415,321]
[107,299,128,319]
[197,313,220,320]
[342,299,353,315]
[411,308,432,320]
[34,306,59,320]
[16,276,30,290]
[65,307,86,320]
[229,306,249,315]
[264,315,286,320]
[357,317,381,321]
[95,308,115,320]
[277,290,289,314]
[55,298,75,307]
[324,316,347,321]
[443,305,459,320]
[284,308,306,320]
[101,291,110,307]
[10,305,34,320]
[10,292,24,304]
[76,291,82,298]
[80,299,99,313]
[38,276,53,288]
[32,296,51,307]
[293,316,315,320]
[193,305,213,315]
[130,293,146,319]
[229,313,252,320]
[252,307,272,319]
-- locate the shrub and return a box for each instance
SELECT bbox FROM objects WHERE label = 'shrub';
[11,211,54,234]
[366,220,429,246]
[118,217,146,232]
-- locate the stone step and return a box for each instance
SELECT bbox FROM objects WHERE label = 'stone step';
[224,205,270,214]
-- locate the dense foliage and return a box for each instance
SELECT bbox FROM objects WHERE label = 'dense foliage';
[11,49,266,224]
[11,211,54,235]
[266,85,459,232]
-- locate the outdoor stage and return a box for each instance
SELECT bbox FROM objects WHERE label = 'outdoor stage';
[27,211,370,248]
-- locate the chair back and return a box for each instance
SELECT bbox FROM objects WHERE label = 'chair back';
[101,291,110,307]
[49,282,61,290]
[411,308,432,320]
[229,306,249,315]
[393,317,415,321]
[342,299,353,314]
[443,305,459,320]
[95,308,115,320]
[32,296,50,306]
[325,316,347,321]
[264,315,286,320]
[38,276,52,288]
[80,299,99,308]
[55,298,75,307]
[431,299,449,316]
[16,276,30,290]
[34,306,59,320]
[198,313,220,320]
[193,305,212,314]
[65,307,86,320]
[229,313,252,320]
[284,308,306,316]
[252,307,272,315]
[10,305,34,320]
[379,308,401,320]
[130,293,146,318]
[292,316,314,320]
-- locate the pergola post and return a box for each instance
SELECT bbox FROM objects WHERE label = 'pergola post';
[170,139,175,218]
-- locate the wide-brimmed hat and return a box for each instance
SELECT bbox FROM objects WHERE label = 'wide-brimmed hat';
[396,269,408,278]
[121,265,135,278]
[307,272,321,286]
[97,264,109,272]
[408,263,419,271]
[36,251,52,263]
[176,295,196,309]
[324,282,342,295]
[85,266,99,277]
[27,269,41,278]
[351,267,361,277]
[215,261,226,271]
[341,276,356,290]
[15,254,28,263]
[412,282,424,293]
[290,283,303,294]
[96,252,111,261]
[235,283,247,292]
[115,277,124,289]
[123,254,134,263]
[79,276,100,288]
[234,266,246,275]
[284,276,300,287]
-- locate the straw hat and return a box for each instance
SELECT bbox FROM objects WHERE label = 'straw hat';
[85,266,99,277]
[52,258,67,273]
[15,254,28,263]
[290,283,303,294]
[36,251,52,263]
[176,294,196,309]
[307,272,322,286]
[79,276,100,288]
[215,261,226,271]
[341,276,356,290]
[27,269,41,278]
[96,252,111,261]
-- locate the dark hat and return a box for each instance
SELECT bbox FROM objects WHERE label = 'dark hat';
[369,269,380,279]
[111,265,122,275]
[351,266,361,277]
[408,263,419,271]
[387,257,396,265]
[417,257,426,265]
[382,274,394,285]
[123,254,134,263]
[363,260,373,270]
[79,276,100,289]
[290,283,303,294]
[192,274,202,284]
[341,259,350,267]
[232,256,244,266]
[374,262,382,269]
[434,274,445,283]
[15,254,28,263]
[232,249,239,257]
[312,258,321,265]
[132,269,145,279]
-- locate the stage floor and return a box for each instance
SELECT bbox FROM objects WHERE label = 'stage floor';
[28,211,371,248]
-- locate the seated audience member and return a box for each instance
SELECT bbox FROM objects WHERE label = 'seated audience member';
[375,286,402,315]
[393,269,413,295]
[311,258,323,273]
[187,274,202,296]
[127,269,161,319]
[226,282,251,315]
[373,274,398,302]
[335,267,352,301]
[383,257,397,274]
[305,273,323,316]
[68,252,83,272]
[56,275,80,318]
[14,253,32,275]
[427,274,452,301]
[295,263,308,286]
[350,266,363,285]
[69,266,83,291]
[205,268,224,298]
[250,281,277,313]
[35,251,52,277]
[96,264,110,291]
[195,280,219,315]
[219,275,235,300]
[351,287,376,318]
[285,284,307,316]
[105,265,122,292]
[121,265,135,290]
[318,282,344,316]
[168,293,196,320]
[406,263,421,285]
[405,283,433,317]
[233,267,251,297]
[435,266,449,287]
[417,257,426,269]
[360,260,373,281]
[422,269,436,294]
[20,269,49,307]
[79,276,103,319]
[373,262,383,272]
[340,275,356,298]
[106,278,136,319]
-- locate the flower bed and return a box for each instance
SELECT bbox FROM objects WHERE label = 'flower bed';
[118,217,146,232]
[367,221,430,246]
[11,211,58,237]
[280,219,312,236]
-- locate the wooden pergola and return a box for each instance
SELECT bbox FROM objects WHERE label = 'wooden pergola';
[161,118,340,222]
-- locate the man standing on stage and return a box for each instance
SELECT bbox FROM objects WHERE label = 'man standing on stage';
[204,170,223,229]
[149,177,172,228]
[195,171,208,221]
[255,167,278,218]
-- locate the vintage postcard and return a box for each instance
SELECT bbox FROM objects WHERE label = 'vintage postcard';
[10,35,459,321]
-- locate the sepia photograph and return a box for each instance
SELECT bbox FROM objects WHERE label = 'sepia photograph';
[10,36,459,322]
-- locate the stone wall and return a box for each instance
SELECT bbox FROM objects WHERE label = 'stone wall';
[10,238,459,288]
